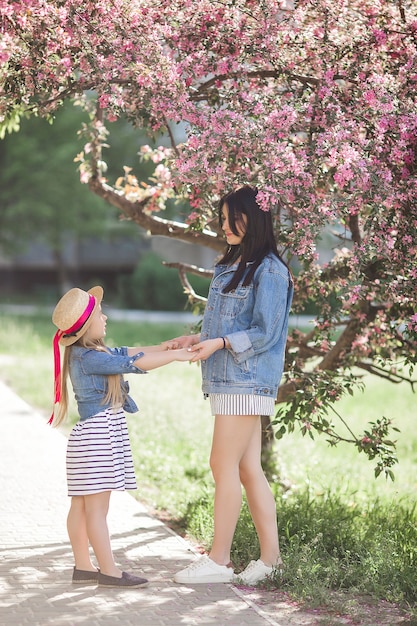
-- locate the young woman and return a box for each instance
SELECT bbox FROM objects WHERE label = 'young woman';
[170,185,293,585]
[51,286,191,588]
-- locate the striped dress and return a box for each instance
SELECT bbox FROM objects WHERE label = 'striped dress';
[66,407,137,496]
[209,393,275,416]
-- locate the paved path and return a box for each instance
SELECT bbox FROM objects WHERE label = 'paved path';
[0,380,289,626]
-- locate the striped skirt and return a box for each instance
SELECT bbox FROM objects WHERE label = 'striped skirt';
[209,394,275,416]
[66,408,137,497]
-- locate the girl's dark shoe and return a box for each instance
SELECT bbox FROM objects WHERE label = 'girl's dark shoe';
[72,567,100,584]
[98,571,149,588]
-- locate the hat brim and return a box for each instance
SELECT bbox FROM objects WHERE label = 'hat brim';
[59,286,104,347]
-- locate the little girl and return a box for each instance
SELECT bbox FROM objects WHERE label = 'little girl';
[51,285,191,588]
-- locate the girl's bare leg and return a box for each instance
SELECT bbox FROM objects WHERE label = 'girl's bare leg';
[208,414,260,566]
[84,491,121,577]
[67,496,97,571]
[239,419,280,566]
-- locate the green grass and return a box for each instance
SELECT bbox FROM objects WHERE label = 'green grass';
[274,373,417,503]
[1,311,416,614]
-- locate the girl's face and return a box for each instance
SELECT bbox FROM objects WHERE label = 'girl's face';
[85,305,107,341]
[221,202,247,245]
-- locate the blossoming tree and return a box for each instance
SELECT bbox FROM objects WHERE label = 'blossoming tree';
[1,0,417,476]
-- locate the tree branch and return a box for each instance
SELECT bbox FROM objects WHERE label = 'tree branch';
[163,261,214,279]
[356,361,416,390]
[163,261,208,304]
[349,213,362,245]
[88,175,224,251]
[318,317,362,371]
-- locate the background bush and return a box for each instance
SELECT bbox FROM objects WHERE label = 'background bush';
[117,251,211,311]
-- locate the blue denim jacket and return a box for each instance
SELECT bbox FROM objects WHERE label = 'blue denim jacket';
[200,254,293,398]
[69,345,147,420]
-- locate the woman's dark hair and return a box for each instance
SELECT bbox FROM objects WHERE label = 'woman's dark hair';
[217,185,283,293]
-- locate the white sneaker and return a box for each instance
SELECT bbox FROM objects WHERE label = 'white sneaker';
[237,559,282,585]
[174,555,235,584]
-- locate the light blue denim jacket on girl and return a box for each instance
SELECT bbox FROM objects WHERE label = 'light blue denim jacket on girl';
[200,253,293,399]
[69,345,147,421]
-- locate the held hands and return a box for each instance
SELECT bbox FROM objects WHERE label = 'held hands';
[163,334,201,350]
[173,347,195,362]
[161,334,225,361]
[158,342,195,361]
[188,338,224,362]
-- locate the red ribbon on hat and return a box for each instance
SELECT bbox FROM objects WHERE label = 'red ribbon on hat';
[49,294,96,425]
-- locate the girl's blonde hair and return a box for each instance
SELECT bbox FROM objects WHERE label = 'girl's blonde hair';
[53,336,126,427]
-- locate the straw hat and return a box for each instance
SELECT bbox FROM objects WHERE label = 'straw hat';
[52,285,103,347]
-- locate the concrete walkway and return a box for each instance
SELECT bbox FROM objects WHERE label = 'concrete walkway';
[0,379,290,626]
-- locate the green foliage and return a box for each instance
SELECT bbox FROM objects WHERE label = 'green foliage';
[117,251,210,311]
[356,417,401,480]
[0,106,30,139]
[273,368,399,479]
[0,100,148,257]
[180,486,417,608]
[117,252,182,310]
[181,488,215,547]
[0,103,104,253]
[275,490,417,607]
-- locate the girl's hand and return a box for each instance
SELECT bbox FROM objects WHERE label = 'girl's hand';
[188,338,224,362]
[174,348,195,362]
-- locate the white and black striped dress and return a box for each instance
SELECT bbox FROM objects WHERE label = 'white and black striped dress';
[66,407,137,496]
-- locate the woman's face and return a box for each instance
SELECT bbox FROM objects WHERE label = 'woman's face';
[85,305,107,341]
[221,202,247,245]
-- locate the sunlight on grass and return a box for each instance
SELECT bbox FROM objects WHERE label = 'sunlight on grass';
[0,316,53,412]
[126,361,213,516]
[274,375,417,504]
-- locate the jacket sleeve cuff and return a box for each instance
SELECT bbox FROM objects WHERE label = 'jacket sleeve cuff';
[227,331,255,363]
[129,351,147,374]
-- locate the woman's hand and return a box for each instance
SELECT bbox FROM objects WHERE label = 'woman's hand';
[188,338,224,362]
[160,339,177,350]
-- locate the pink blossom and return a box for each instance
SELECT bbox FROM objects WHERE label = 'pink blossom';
[1,0,416,405]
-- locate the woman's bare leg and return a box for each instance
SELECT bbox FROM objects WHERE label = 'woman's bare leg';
[67,496,97,571]
[239,419,280,566]
[209,414,260,566]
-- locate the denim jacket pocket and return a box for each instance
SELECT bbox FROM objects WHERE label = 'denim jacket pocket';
[234,354,256,379]
[218,286,252,318]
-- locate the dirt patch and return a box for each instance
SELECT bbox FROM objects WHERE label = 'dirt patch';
[233,586,414,626]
